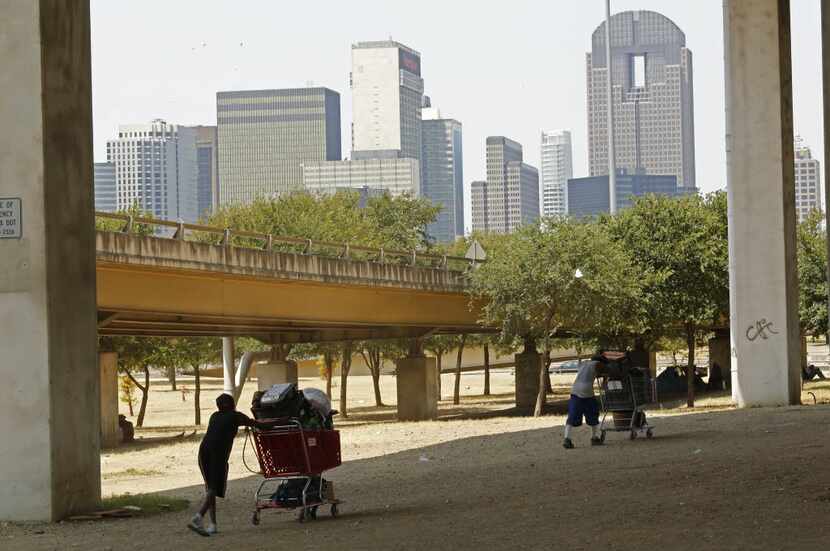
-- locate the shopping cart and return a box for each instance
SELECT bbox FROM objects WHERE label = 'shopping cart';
[245,419,342,525]
[597,371,656,441]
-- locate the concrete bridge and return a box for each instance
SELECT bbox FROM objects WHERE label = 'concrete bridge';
[0,0,821,522]
[95,218,483,343]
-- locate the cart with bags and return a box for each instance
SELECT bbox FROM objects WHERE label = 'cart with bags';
[245,384,342,525]
[597,367,656,441]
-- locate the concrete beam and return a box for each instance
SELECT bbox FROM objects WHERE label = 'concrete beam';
[724,0,801,406]
[0,0,99,520]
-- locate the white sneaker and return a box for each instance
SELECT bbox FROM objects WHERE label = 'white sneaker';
[206,524,218,535]
[187,515,209,537]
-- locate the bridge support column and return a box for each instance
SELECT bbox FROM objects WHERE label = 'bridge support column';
[0,1,99,520]
[396,340,438,421]
[100,352,120,449]
[257,361,298,390]
[515,340,541,411]
[724,0,801,406]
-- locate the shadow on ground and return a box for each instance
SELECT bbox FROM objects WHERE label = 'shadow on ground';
[8,404,830,551]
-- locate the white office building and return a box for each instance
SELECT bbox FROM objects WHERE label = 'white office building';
[795,137,821,222]
[351,40,423,160]
[540,130,573,217]
[106,119,198,222]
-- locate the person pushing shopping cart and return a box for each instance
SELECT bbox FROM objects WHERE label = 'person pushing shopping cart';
[562,350,626,449]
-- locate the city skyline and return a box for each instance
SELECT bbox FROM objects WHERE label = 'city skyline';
[90,0,826,231]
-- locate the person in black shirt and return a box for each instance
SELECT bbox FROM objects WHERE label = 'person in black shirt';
[187,393,272,536]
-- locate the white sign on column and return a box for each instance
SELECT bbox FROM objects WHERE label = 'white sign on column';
[0,198,22,239]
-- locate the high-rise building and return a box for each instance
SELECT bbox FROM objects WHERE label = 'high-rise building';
[351,40,423,160]
[421,110,463,243]
[794,137,821,222]
[540,130,573,217]
[93,162,117,213]
[567,171,684,218]
[194,126,218,219]
[587,10,696,189]
[302,158,420,197]
[216,87,341,204]
[106,119,198,222]
[470,137,539,234]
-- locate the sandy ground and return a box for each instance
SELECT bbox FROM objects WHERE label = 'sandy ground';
[4,375,830,550]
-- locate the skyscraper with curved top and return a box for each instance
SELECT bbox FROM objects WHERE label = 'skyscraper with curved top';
[586,10,696,190]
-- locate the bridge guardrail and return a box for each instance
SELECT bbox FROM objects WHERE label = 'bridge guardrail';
[95,211,479,272]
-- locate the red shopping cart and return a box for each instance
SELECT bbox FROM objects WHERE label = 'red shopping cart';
[246,419,342,524]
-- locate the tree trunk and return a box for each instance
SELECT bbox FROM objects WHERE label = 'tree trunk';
[686,328,696,408]
[544,347,553,394]
[324,352,334,399]
[535,331,551,417]
[453,335,467,405]
[194,364,201,426]
[167,366,177,391]
[361,348,385,407]
[137,366,150,428]
[483,344,491,396]
[339,342,353,418]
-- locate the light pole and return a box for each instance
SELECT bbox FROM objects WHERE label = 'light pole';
[605,0,617,214]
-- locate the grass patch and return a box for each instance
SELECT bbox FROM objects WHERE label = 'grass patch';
[103,468,163,479]
[102,493,189,515]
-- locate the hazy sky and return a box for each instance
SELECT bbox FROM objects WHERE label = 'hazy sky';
[90,0,825,230]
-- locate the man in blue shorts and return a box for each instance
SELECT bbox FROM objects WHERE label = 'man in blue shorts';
[563,351,622,449]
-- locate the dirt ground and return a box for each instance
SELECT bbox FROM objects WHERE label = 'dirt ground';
[4,374,830,550]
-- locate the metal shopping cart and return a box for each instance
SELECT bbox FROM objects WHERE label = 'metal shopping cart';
[245,419,342,525]
[597,370,656,441]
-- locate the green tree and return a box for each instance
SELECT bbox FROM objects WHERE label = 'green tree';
[797,209,828,337]
[424,335,456,399]
[108,336,169,427]
[165,338,222,425]
[609,193,729,407]
[471,219,643,416]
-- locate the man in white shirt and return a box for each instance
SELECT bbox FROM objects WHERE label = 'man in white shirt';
[562,351,623,449]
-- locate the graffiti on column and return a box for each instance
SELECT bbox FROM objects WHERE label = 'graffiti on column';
[745,319,778,342]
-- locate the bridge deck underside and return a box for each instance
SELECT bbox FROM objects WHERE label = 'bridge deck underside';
[96,264,488,342]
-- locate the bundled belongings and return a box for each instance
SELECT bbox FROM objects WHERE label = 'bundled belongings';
[270,477,332,507]
[302,388,335,429]
[251,383,308,420]
[251,384,336,429]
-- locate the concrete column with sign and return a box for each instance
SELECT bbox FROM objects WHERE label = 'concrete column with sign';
[0,1,99,520]
[724,0,801,406]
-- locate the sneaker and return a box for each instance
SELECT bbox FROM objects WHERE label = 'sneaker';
[187,515,210,537]
[591,436,604,446]
[562,438,574,449]
[206,524,218,535]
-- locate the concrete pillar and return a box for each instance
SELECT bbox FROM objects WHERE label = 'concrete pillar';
[515,345,541,410]
[257,360,298,390]
[724,0,801,406]
[395,356,439,421]
[0,1,98,521]
[99,353,119,449]
[822,0,830,359]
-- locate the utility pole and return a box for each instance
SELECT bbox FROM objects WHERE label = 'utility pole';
[605,0,617,213]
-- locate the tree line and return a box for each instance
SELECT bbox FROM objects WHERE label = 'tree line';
[96,190,829,425]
